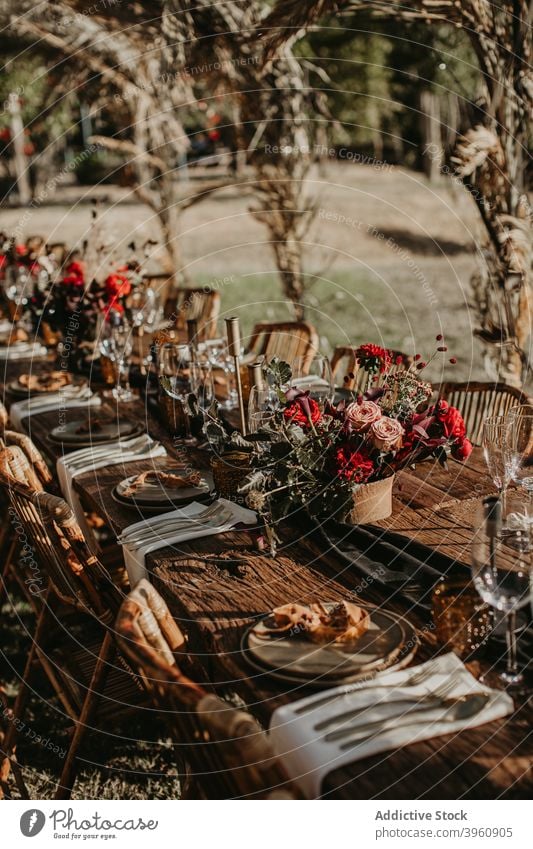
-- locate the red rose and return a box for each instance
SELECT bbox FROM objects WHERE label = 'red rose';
[335,445,374,482]
[433,400,466,440]
[283,394,321,427]
[452,438,473,461]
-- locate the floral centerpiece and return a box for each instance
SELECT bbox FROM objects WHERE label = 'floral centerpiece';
[240,343,471,544]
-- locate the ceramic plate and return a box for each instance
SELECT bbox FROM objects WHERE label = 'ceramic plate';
[241,604,417,686]
[49,419,144,447]
[113,468,214,508]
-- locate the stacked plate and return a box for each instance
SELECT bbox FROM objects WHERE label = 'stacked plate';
[49,418,145,448]
[242,603,418,687]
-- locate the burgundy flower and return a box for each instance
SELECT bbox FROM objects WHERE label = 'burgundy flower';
[335,445,374,482]
[452,438,473,461]
[62,260,85,288]
[356,343,392,374]
[432,400,466,441]
[283,393,321,427]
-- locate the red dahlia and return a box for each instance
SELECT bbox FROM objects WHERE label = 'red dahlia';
[356,343,392,374]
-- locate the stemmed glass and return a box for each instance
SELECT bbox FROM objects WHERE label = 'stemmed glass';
[128,287,161,374]
[99,318,134,402]
[190,360,215,412]
[471,496,532,689]
[482,415,511,507]
[504,405,533,507]
[290,354,334,409]
[158,342,193,439]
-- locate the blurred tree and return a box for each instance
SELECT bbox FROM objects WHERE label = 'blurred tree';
[264,0,533,385]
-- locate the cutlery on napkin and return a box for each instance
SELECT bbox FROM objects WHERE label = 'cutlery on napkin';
[0,341,48,361]
[10,385,101,430]
[268,652,513,799]
[56,434,167,552]
[119,498,257,587]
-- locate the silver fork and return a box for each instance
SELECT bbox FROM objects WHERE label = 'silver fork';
[123,509,234,551]
[118,503,229,544]
[66,438,155,469]
[293,657,444,717]
[321,676,489,743]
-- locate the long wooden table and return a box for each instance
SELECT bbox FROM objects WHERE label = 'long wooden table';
[3,358,532,799]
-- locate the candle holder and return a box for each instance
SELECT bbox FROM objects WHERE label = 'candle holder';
[225,316,247,435]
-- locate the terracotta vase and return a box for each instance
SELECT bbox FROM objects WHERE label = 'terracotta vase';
[346,475,394,524]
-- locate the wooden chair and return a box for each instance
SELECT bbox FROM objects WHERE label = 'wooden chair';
[0,444,46,615]
[245,321,319,374]
[142,273,174,314]
[0,459,146,800]
[116,580,300,799]
[169,288,221,342]
[331,346,412,392]
[435,381,531,446]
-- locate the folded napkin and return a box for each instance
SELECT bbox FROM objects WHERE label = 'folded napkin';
[56,434,167,552]
[10,386,101,430]
[120,498,257,586]
[269,653,513,798]
[0,341,48,361]
[290,376,332,391]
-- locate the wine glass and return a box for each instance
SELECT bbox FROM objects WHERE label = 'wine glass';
[505,405,533,501]
[128,287,161,374]
[483,415,511,506]
[100,318,134,402]
[471,496,532,688]
[158,342,193,439]
[290,354,334,409]
[190,360,214,412]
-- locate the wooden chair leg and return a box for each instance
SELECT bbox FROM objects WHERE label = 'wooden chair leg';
[54,632,114,800]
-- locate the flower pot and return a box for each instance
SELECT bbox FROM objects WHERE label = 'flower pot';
[346,475,394,524]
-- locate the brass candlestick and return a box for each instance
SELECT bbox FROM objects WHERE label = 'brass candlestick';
[225,316,247,435]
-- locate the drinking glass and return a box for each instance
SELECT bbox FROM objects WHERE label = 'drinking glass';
[471,496,532,687]
[290,354,334,409]
[158,342,192,438]
[190,360,214,411]
[482,415,511,504]
[99,319,134,402]
[504,405,533,503]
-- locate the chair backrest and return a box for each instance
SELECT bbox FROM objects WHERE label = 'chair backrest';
[247,321,319,374]
[331,346,412,392]
[171,288,221,341]
[116,580,299,799]
[142,274,174,312]
[1,430,52,486]
[0,449,119,619]
[435,381,531,446]
[0,442,44,492]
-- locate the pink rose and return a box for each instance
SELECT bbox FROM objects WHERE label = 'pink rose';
[345,400,382,432]
[370,416,404,452]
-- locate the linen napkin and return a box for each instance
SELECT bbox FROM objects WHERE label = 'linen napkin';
[291,376,332,392]
[269,653,513,798]
[119,499,257,586]
[56,435,167,551]
[0,341,48,361]
[10,385,101,430]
